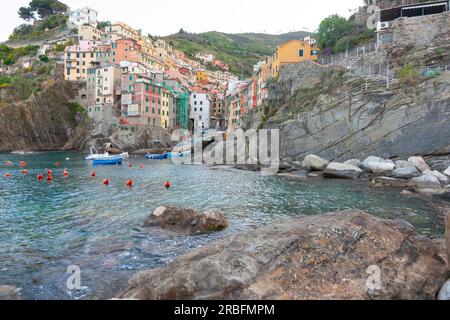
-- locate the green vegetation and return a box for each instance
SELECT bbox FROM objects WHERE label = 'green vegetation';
[164,30,312,77]
[97,21,111,30]
[18,0,68,21]
[66,102,87,124]
[317,14,374,54]
[399,64,420,85]
[0,44,39,65]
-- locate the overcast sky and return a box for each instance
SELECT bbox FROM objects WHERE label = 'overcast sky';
[1,0,365,42]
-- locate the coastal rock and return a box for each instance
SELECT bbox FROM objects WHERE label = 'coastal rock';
[391,167,421,180]
[438,280,450,300]
[302,155,329,171]
[373,177,408,188]
[408,157,431,173]
[0,285,21,300]
[323,162,362,179]
[121,211,448,300]
[278,170,308,180]
[444,167,450,177]
[426,170,449,186]
[395,160,416,169]
[361,156,385,171]
[367,162,395,175]
[344,159,361,168]
[143,206,228,235]
[409,174,444,194]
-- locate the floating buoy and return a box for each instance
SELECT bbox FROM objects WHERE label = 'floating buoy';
[165,181,171,189]
[103,178,109,185]
[128,163,132,168]
[63,169,69,177]
[55,162,61,167]
[37,174,44,181]
[91,170,96,177]
[65,158,70,161]
[20,161,26,168]
[140,164,144,169]
[47,169,53,175]
[5,173,11,178]
[47,175,53,182]
[22,170,28,175]
[126,179,133,188]
[5,161,12,167]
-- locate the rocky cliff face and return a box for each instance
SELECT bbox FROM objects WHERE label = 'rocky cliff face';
[0,81,89,152]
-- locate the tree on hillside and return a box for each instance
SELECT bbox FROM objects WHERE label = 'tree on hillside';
[18,0,68,21]
[317,15,352,52]
[18,7,35,21]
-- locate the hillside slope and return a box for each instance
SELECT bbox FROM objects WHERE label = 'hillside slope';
[163,30,312,77]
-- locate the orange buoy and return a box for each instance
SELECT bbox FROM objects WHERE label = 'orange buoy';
[47,175,53,182]
[128,163,132,168]
[55,162,61,167]
[126,179,133,187]
[5,173,11,178]
[5,161,12,167]
[20,161,26,168]
[103,178,109,185]
[63,169,69,177]
[47,169,53,175]
[22,169,28,175]
[37,174,44,181]
[91,170,96,177]
[165,181,171,189]
[140,163,144,169]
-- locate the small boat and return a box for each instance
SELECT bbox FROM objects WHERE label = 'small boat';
[166,151,191,159]
[85,146,129,160]
[93,155,124,166]
[145,153,168,160]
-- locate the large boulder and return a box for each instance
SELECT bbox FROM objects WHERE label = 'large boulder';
[426,170,449,186]
[372,177,408,188]
[344,159,361,168]
[444,167,450,177]
[391,167,421,180]
[395,160,416,169]
[302,155,329,171]
[361,156,385,171]
[144,206,228,235]
[408,157,431,173]
[438,280,450,300]
[324,162,362,179]
[367,162,395,175]
[409,174,444,194]
[121,211,448,300]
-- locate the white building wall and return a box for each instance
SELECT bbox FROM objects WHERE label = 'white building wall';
[68,7,98,28]
[189,93,211,130]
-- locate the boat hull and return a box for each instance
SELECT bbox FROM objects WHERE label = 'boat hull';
[93,156,124,166]
[145,154,168,160]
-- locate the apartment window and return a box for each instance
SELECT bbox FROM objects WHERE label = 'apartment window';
[146,106,149,113]
[194,108,197,112]
[91,52,94,58]
[152,86,155,93]
[83,53,86,58]
[145,95,149,102]
[129,75,133,81]
[199,115,202,120]
[152,97,155,103]
[194,101,197,105]
[152,107,155,114]
[311,50,318,56]
[158,109,160,115]
[299,49,304,57]
[200,101,203,105]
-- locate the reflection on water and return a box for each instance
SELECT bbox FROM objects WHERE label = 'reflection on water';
[0,151,447,299]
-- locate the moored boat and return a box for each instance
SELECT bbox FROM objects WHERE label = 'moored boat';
[93,155,124,166]
[145,153,168,160]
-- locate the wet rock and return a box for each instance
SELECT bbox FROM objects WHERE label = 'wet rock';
[361,156,385,171]
[409,174,444,194]
[324,162,362,179]
[278,170,308,180]
[373,177,408,188]
[391,167,421,180]
[401,190,415,196]
[144,206,228,235]
[120,211,448,300]
[395,160,416,169]
[0,285,21,300]
[344,159,361,168]
[438,280,450,300]
[366,162,395,175]
[302,154,329,171]
[408,157,431,173]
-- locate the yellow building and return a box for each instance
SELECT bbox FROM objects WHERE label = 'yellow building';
[270,39,319,77]
[161,89,170,129]
[64,41,99,81]
[195,70,208,82]
[78,25,104,41]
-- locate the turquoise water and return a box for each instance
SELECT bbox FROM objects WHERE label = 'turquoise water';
[0,151,447,300]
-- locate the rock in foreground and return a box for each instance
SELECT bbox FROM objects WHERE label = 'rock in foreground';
[122,210,447,300]
[324,162,362,179]
[144,206,228,235]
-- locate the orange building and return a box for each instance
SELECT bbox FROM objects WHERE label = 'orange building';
[270,39,319,77]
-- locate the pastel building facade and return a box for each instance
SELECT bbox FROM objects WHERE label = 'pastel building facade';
[68,7,98,28]
[190,93,211,130]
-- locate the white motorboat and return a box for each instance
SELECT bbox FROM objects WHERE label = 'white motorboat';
[85,146,129,160]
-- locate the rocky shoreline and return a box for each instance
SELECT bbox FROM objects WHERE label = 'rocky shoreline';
[119,210,449,300]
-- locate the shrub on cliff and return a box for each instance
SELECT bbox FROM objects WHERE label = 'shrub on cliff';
[399,64,420,86]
